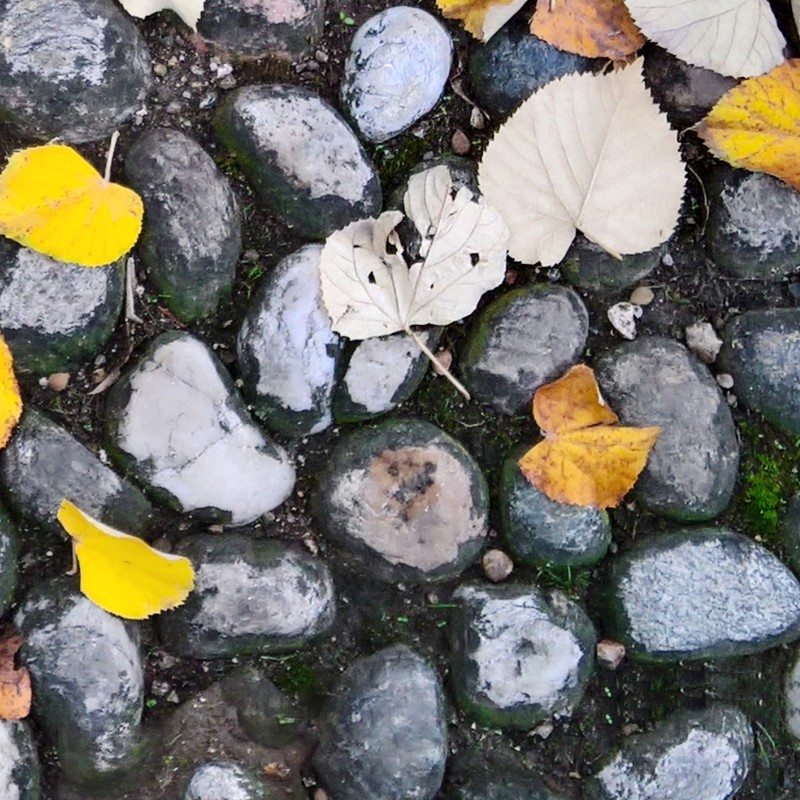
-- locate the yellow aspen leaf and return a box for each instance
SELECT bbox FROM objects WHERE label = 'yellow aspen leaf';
[0,142,143,267]
[695,60,800,192]
[518,364,660,508]
[0,335,21,451]
[436,0,527,41]
[56,499,194,620]
[530,0,644,60]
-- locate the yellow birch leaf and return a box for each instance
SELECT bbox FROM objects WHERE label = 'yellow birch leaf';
[0,335,21,451]
[56,499,194,620]
[0,143,143,267]
[436,0,527,41]
[518,364,660,508]
[695,60,800,191]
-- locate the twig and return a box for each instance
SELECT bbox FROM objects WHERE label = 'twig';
[406,326,471,400]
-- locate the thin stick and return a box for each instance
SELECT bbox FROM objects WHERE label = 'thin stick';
[406,326,471,400]
[104,130,120,182]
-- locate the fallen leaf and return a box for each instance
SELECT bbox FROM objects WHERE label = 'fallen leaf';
[623,0,785,78]
[531,0,644,60]
[436,0,527,41]
[118,0,204,29]
[478,58,684,266]
[518,364,660,507]
[695,60,800,191]
[56,499,194,620]
[0,633,31,720]
[0,336,21,451]
[0,142,143,268]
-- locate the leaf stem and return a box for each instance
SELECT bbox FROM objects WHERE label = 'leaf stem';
[104,130,120,183]
[406,326,471,401]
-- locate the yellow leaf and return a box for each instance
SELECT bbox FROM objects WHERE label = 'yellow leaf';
[436,0,527,41]
[0,335,21,450]
[695,60,800,191]
[530,0,644,60]
[518,364,659,508]
[0,143,143,267]
[56,499,194,620]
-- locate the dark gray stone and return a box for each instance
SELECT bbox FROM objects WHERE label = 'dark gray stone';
[125,128,241,323]
[0,240,123,375]
[314,418,488,583]
[0,0,151,143]
[586,706,752,800]
[785,645,800,744]
[312,645,447,800]
[105,332,295,525]
[499,449,610,568]
[15,580,144,786]
[0,408,153,538]
[595,337,738,520]
[341,7,452,143]
[0,503,17,616]
[449,582,596,729]
[460,285,588,415]
[784,493,800,575]
[718,308,800,435]
[706,167,800,280]
[236,245,341,436]
[215,84,381,239]
[605,528,800,661]
[183,762,267,800]
[0,720,40,800]
[157,534,335,659]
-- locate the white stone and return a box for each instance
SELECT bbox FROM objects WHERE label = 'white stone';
[0,722,21,800]
[185,763,254,800]
[608,302,642,340]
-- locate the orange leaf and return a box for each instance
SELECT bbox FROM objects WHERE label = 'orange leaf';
[695,60,800,191]
[0,633,31,720]
[518,364,659,508]
[530,0,644,60]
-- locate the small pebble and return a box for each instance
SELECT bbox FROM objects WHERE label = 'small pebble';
[596,639,626,670]
[47,372,70,392]
[716,373,734,389]
[607,302,642,340]
[629,286,654,305]
[661,252,675,267]
[470,106,487,129]
[685,321,723,364]
[153,63,167,77]
[432,349,453,376]
[481,548,514,582]
[312,788,330,800]
[532,721,554,739]
[451,129,470,155]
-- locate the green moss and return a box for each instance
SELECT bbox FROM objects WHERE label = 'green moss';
[271,654,321,701]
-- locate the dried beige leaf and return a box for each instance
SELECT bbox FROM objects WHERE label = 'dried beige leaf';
[118,0,204,29]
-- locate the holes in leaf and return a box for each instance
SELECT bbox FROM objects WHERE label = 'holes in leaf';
[470,253,480,266]
[367,272,377,284]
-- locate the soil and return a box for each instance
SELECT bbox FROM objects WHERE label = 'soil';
[4,1,800,798]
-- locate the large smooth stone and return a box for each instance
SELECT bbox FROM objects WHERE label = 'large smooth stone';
[237,244,341,436]
[105,332,295,525]
[0,720,40,800]
[605,528,800,661]
[157,534,335,658]
[449,582,596,729]
[314,418,488,583]
[125,128,241,323]
[340,7,452,143]
[595,337,738,520]
[0,503,16,617]
[215,84,381,239]
[312,645,447,800]
[0,241,123,374]
[0,0,151,142]
[718,308,800,436]
[586,706,752,800]
[15,581,144,786]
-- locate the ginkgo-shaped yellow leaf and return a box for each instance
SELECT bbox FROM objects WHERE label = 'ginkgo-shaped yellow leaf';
[56,499,194,620]
[695,60,800,191]
[0,335,21,451]
[518,364,660,508]
[436,0,527,41]
[0,143,143,268]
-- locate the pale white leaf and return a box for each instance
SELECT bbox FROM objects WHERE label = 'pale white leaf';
[480,0,529,41]
[118,0,204,29]
[624,0,784,78]
[320,165,509,341]
[478,58,685,267]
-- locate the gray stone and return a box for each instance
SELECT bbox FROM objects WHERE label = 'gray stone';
[783,493,800,574]
[314,418,488,583]
[387,156,479,213]
[197,0,324,59]
[449,582,596,729]
[707,167,800,280]
[0,720,40,800]
[718,308,800,435]
[499,449,610,568]
[595,337,738,520]
[215,84,381,239]
[312,645,447,800]
[586,706,752,800]
[15,580,144,786]
[340,7,452,143]
[605,528,800,661]
[125,128,241,323]
[0,0,151,142]
[183,762,268,800]
[785,645,800,745]
[0,241,123,374]
[105,332,295,525]
[157,534,335,659]
[0,503,16,617]
[0,408,152,537]
[237,245,341,436]
[561,235,663,292]
[460,285,588,415]
[469,19,600,118]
